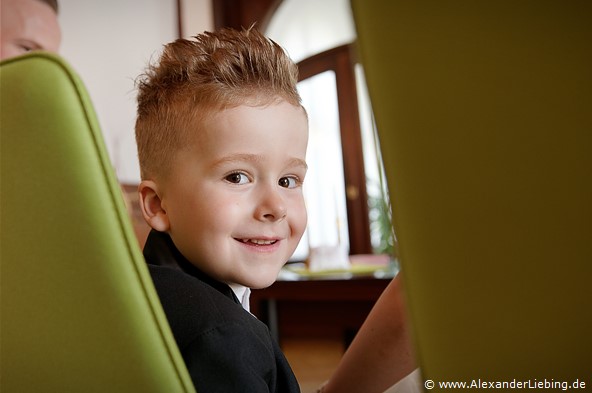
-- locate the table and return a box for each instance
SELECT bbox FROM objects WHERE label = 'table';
[250,261,398,346]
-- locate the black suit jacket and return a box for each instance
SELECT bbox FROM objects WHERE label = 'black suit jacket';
[144,230,300,393]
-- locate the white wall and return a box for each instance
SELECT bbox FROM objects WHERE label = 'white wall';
[59,0,213,183]
[181,0,213,39]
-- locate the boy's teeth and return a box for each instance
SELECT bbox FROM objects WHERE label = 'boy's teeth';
[242,239,275,245]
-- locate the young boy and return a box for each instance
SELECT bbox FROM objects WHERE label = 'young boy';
[135,28,307,392]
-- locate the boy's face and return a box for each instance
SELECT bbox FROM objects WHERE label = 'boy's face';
[154,99,308,289]
[0,0,61,60]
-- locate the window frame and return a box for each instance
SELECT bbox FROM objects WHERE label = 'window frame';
[298,44,372,255]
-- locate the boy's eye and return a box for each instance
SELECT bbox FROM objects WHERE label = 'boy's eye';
[225,172,249,184]
[278,176,298,189]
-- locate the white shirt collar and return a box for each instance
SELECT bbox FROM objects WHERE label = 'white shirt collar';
[228,283,251,312]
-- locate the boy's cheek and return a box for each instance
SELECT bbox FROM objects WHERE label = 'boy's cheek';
[292,205,308,238]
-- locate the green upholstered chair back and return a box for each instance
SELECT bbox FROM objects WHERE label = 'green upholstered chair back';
[351,0,591,384]
[1,53,195,392]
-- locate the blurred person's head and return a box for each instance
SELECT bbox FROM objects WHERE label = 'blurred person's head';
[1,0,61,60]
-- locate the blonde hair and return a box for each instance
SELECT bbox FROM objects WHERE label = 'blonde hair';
[135,27,302,180]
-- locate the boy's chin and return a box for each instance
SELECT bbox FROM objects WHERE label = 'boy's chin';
[249,283,273,290]
[246,278,277,290]
[242,272,281,290]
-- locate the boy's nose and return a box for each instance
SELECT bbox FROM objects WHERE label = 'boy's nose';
[255,186,287,222]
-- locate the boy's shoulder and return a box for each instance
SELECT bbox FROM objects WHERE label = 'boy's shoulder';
[148,264,254,324]
[148,264,267,346]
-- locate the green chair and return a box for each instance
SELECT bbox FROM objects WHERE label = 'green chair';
[351,0,591,385]
[1,53,195,392]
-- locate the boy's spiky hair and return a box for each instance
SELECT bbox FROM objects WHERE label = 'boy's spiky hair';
[135,27,302,180]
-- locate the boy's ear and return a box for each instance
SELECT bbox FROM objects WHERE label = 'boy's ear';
[138,180,170,232]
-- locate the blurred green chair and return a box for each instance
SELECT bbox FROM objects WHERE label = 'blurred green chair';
[1,52,195,392]
[351,0,591,384]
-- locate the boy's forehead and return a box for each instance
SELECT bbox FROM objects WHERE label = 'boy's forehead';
[187,101,308,152]
[193,99,307,131]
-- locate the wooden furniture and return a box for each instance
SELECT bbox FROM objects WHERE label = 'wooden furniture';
[250,264,396,347]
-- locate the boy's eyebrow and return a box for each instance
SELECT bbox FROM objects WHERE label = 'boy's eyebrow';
[284,157,308,171]
[210,153,307,170]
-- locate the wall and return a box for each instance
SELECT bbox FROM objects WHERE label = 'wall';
[181,0,213,39]
[59,0,213,184]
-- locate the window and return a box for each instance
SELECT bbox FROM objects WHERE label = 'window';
[293,70,349,260]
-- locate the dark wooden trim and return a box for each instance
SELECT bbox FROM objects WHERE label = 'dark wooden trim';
[298,45,373,255]
[213,0,282,31]
[176,0,183,38]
